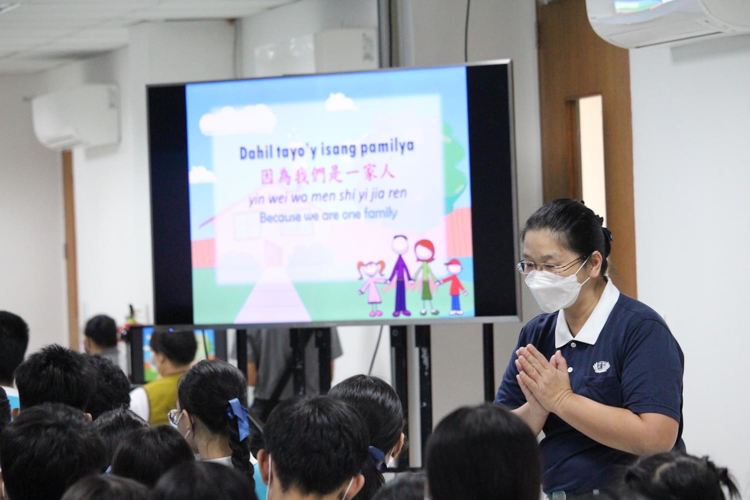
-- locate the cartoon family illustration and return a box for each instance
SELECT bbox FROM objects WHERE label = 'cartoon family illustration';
[357,235,469,317]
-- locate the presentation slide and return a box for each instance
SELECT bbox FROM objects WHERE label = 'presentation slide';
[185,67,475,325]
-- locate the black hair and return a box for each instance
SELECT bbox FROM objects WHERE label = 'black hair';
[372,472,425,500]
[111,425,195,487]
[0,402,107,500]
[522,198,612,277]
[0,386,10,435]
[178,360,255,486]
[15,344,94,410]
[152,461,258,500]
[425,404,542,500]
[0,310,30,384]
[85,354,131,420]
[329,375,404,500]
[622,452,741,500]
[61,475,149,500]
[263,396,369,496]
[150,330,197,366]
[92,408,149,466]
[84,314,118,348]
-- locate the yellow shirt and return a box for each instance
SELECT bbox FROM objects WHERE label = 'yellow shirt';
[143,373,184,426]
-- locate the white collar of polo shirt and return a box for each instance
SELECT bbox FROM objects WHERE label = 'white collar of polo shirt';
[555,279,620,349]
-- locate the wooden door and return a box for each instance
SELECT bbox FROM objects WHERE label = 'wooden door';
[62,150,80,350]
[537,0,637,298]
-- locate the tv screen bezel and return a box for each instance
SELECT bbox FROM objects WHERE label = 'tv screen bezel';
[147,59,521,329]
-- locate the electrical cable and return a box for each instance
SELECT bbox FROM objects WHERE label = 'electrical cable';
[465,0,471,62]
[367,325,385,376]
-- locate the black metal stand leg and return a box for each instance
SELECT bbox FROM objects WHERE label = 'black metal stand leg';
[390,325,409,468]
[483,323,495,402]
[415,325,432,460]
[236,329,248,383]
[315,328,332,394]
[290,329,307,396]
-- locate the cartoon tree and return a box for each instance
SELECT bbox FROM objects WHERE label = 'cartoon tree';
[443,123,467,215]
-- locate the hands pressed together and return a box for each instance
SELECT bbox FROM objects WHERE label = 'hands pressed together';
[515,344,574,418]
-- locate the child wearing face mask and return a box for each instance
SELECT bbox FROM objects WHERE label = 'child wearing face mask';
[172,360,264,500]
[329,375,406,500]
[257,396,369,500]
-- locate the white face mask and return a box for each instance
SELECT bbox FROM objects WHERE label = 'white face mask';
[525,257,590,313]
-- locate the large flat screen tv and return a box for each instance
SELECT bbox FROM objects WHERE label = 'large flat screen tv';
[148,61,519,328]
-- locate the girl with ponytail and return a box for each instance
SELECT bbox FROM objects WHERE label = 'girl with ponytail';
[174,360,264,499]
[329,375,405,499]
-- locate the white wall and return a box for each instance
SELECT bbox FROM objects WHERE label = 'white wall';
[404,0,543,425]
[630,35,750,493]
[40,21,235,339]
[0,76,67,353]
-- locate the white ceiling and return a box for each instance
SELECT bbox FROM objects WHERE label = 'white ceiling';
[0,0,296,75]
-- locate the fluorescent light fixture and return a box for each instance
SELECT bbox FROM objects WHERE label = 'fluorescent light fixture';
[0,3,20,16]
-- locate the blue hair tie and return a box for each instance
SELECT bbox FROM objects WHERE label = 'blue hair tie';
[369,446,388,472]
[226,398,251,442]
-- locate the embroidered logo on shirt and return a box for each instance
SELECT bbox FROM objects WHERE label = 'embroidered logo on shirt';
[593,361,611,374]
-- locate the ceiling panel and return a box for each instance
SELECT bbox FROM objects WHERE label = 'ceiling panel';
[0,0,298,75]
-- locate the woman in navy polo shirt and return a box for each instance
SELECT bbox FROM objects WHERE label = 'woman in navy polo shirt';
[495,199,684,498]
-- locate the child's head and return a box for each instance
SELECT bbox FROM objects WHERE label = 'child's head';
[83,314,118,352]
[15,344,94,412]
[92,408,149,466]
[0,311,29,386]
[149,330,197,374]
[0,403,107,500]
[622,452,740,500]
[152,462,257,500]
[414,239,435,262]
[372,472,425,500]
[177,360,253,480]
[358,261,385,279]
[329,375,405,499]
[0,386,10,434]
[445,258,462,275]
[259,396,369,500]
[85,354,131,420]
[61,475,149,500]
[425,404,541,500]
[111,425,195,487]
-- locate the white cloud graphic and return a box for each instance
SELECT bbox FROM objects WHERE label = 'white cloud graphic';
[199,104,277,136]
[189,166,216,184]
[325,92,357,112]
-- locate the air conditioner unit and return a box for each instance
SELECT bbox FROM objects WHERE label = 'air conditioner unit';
[587,0,750,49]
[31,84,120,151]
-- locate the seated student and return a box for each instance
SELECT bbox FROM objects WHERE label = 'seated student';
[129,330,197,426]
[14,344,93,415]
[258,396,368,500]
[86,354,131,420]
[93,408,149,467]
[622,451,740,500]
[175,360,260,495]
[0,311,30,411]
[111,425,195,487]
[372,472,426,500]
[84,314,121,368]
[152,462,258,500]
[329,375,405,499]
[425,404,542,500]
[0,403,107,500]
[61,475,149,500]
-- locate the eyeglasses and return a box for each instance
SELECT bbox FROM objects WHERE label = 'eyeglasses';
[517,255,588,275]
[167,409,184,427]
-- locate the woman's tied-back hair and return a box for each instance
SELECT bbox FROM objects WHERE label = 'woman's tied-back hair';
[522,199,612,277]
